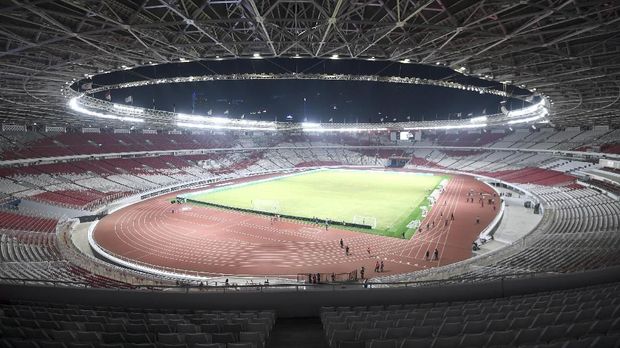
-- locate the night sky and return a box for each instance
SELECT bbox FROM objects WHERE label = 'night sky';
[91,58,529,123]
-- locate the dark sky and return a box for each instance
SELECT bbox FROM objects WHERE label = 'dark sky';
[91,58,529,123]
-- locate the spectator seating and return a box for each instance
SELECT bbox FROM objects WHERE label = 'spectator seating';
[321,282,620,348]
[0,302,276,348]
[0,211,57,233]
[0,230,61,262]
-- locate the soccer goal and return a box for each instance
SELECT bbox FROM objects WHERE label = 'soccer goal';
[353,215,377,229]
[251,199,281,214]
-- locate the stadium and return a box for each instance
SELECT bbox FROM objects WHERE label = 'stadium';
[0,1,619,348]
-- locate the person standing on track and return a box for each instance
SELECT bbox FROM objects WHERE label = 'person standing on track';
[345,245,349,256]
[380,260,384,272]
[340,238,344,248]
[433,248,439,261]
[425,250,430,260]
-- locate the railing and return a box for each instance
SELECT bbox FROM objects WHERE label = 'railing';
[0,269,559,292]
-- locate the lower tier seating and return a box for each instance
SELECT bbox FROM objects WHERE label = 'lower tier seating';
[0,302,276,348]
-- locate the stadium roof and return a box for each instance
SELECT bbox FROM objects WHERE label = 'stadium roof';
[1,0,619,127]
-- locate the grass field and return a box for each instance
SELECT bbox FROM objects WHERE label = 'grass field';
[185,169,447,238]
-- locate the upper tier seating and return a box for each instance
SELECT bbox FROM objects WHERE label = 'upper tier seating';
[432,131,507,147]
[0,132,237,160]
[1,127,619,161]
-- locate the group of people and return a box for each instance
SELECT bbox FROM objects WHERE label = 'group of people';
[374,260,384,273]
[425,248,440,261]
[307,272,338,284]
[312,217,330,230]
[359,260,385,280]
[467,190,500,210]
[308,273,321,284]
[269,214,281,224]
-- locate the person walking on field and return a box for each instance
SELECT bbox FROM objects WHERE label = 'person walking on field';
[425,250,430,260]
[375,260,380,272]
[367,247,371,257]
[340,239,344,249]
[380,260,384,272]
[345,245,350,256]
[433,248,439,261]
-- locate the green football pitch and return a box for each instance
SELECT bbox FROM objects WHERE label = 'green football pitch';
[185,169,447,238]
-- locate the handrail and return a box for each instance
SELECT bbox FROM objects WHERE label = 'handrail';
[0,269,559,291]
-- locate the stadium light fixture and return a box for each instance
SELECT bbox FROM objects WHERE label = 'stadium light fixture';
[469,116,487,123]
[507,100,545,117]
[507,114,544,125]
[176,122,276,131]
[302,122,321,129]
[331,54,339,59]
[403,123,487,131]
[252,53,262,58]
[113,104,144,114]
[176,112,276,130]
[69,97,144,123]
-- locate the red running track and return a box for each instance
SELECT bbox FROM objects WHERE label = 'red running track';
[93,171,499,279]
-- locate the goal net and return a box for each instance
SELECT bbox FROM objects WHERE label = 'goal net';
[251,199,280,214]
[352,215,377,229]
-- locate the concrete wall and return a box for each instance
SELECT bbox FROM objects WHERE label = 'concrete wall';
[19,199,90,219]
[2,266,618,318]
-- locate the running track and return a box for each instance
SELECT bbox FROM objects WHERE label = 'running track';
[93,171,499,279]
